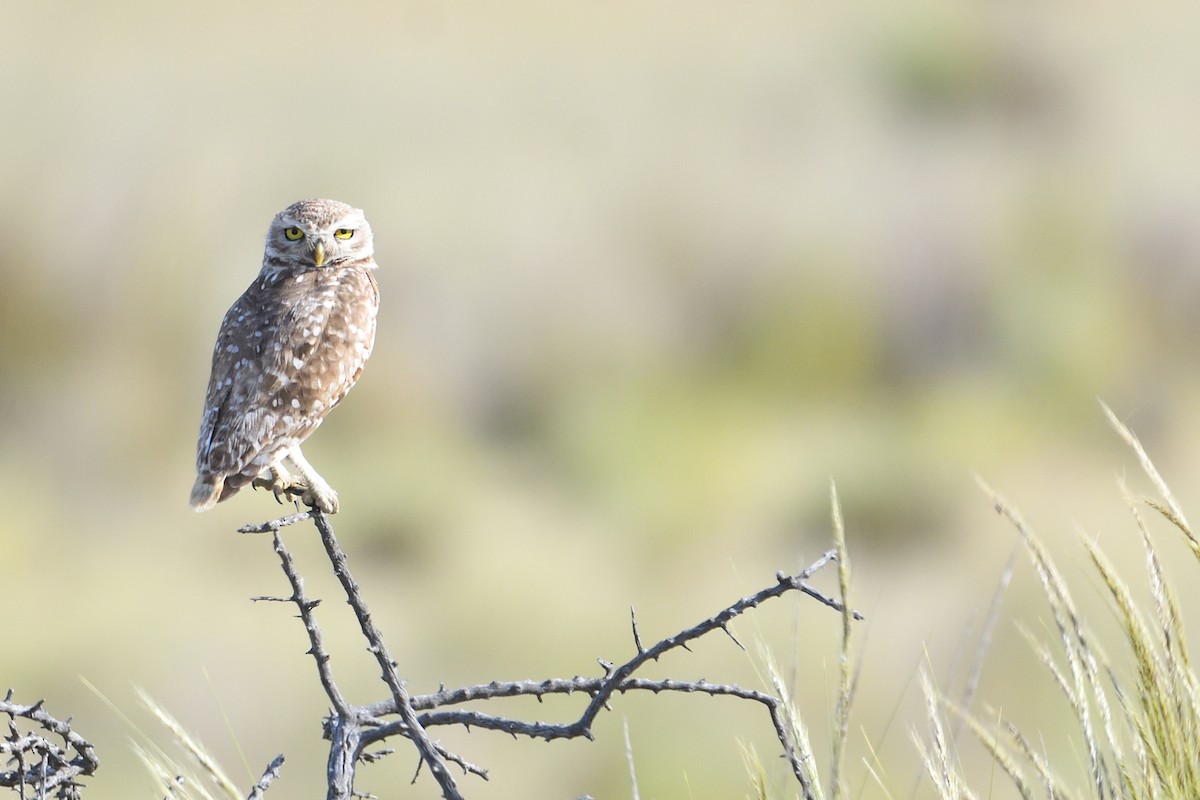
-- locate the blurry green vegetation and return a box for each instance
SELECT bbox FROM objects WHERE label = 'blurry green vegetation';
[4,1,1200,798]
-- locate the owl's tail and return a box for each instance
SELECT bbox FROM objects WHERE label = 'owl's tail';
[190,474,223,512]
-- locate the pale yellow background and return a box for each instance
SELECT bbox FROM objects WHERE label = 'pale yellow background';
[3,2,1199,798]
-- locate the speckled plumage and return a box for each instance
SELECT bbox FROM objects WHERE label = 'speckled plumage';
[191,199,379,513]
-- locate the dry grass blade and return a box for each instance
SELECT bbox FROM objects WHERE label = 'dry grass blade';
[622,717,640,800]
[762,647,824,800]
[738,741,769,800]
[131,741,200,800]
[83,680,242,800]
[136,688,243,800]
[1001,720,1079,800]
[940,700,1033,800]
[829,479,855,800]
[913,668,976,800]
[1100,400,1193,541]
[1120,478,1193,675]
[860,734,898,800]
[977,478,1112,798]
[1085,532,1200,797]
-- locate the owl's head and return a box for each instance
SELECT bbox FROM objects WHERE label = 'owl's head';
[265,199,374,270]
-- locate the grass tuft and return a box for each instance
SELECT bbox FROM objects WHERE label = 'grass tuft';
[753,406,1200,799]
[952,407,1200,799]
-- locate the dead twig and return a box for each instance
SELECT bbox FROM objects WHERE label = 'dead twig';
[0,691,99,798]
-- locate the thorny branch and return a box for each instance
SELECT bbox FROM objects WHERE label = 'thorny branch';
[0,691,99,799]
[244,511,460,800]
[240,509,859,800]
[246,755,286,800]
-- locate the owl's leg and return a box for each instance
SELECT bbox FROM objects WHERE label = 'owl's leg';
[252,461,300,505]
[284,445,340,514]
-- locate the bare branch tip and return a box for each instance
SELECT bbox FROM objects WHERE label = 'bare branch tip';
[238,509,315,534]
[630,607,645,653]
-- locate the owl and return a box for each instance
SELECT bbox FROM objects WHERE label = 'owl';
[190,199,380,514]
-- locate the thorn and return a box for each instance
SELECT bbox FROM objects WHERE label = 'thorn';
[410,757,424,785]
[630,607,645,654]
[720,624,745,651]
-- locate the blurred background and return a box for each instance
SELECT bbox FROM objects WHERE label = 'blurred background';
[4,1,1200,797]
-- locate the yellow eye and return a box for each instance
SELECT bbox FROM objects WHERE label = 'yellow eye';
[284,227,304,241]
[334,228,354,240]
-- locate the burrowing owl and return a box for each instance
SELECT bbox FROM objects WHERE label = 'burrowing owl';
[190,199,379,514]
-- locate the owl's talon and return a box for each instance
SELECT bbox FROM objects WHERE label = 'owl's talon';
[252,467,305,506]
[254,476,337,514]
[300,485,339,515]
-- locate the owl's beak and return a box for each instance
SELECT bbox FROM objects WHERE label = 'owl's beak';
[313,241,326,268]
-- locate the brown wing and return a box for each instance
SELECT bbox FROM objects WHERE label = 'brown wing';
[192,262,378,506]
